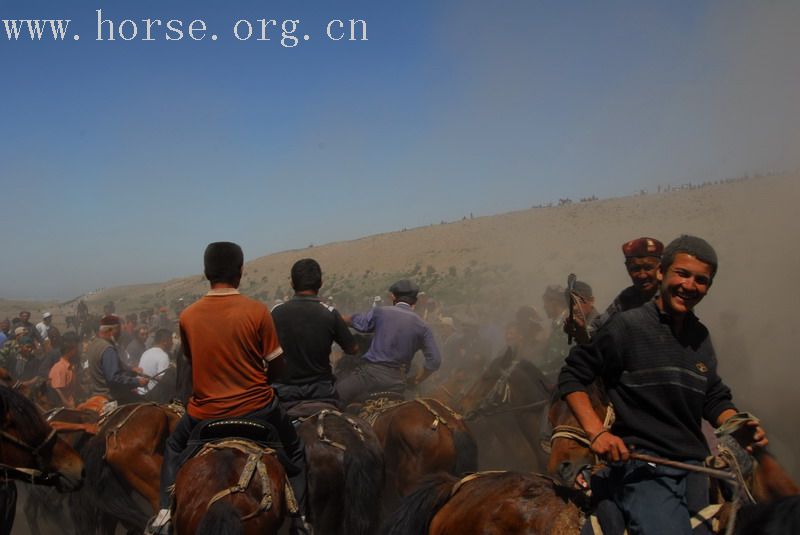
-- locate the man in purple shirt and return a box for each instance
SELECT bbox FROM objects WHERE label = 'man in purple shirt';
[336,279,441,404]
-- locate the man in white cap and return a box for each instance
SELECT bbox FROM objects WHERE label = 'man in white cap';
[36,312,53,342]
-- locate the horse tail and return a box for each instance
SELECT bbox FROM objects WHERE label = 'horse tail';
[81,435,149,530]
[380,473,457,535]
[196,500,244,535]
[452,426,478,475]
[342,423,385,535]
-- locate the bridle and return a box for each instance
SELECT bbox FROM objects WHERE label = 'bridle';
[0,425,61,485]
[462,358,519,420]
[463,358,551,420]
[548,403,614,456]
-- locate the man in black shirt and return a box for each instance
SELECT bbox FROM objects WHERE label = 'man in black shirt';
[590,237,664,334]
[271,258,357,409]
[559,235,767,535]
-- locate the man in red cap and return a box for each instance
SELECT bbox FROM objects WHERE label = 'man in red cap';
[85,314,147,404]
[590,237,663,334]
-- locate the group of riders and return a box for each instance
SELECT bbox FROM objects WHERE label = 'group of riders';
[0,234,771,535]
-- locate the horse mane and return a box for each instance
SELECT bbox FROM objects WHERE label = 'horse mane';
[339,417,385,535]
[0,385,49,443]
[81,433,150,530]
[380,473,458,535]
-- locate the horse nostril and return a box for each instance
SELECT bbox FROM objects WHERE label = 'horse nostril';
[557,461,574,481]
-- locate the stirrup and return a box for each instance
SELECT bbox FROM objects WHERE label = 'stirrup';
[144,509,172,535]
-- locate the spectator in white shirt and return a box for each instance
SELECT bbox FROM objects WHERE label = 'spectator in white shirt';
[137,328,173,394]
[36,312,53,342]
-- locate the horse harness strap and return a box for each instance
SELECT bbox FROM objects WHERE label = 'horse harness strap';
[414,398,458,431]
[549,404,616,460]
[359,397,408,426]
[316,409,366,451]
[104,402,160,452]
[0,427,59,484]
[199,439,287,521]
[296,409,367,452]
[450,470,509,498]
[0,428,56,458]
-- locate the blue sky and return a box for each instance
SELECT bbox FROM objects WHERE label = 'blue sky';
[1,1,799,299]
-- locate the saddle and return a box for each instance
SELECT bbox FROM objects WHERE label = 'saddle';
[181,418,298,477]
[189,418,283,447]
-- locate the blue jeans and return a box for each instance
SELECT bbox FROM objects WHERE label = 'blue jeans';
[588,455,710,535]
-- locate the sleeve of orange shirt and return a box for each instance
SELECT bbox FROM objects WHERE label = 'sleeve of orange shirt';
[49,362,68,389]
[262,308,283,362]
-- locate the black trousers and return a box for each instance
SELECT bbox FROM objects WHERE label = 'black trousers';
[158,396,307,514]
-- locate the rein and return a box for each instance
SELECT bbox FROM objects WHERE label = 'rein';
[0,427,60,484]
[549,408,750,486]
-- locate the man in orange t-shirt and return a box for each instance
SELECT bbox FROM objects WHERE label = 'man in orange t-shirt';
[48,331,81,408]
[148,242,309,535]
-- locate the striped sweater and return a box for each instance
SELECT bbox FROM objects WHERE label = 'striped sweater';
[559,301,736,461]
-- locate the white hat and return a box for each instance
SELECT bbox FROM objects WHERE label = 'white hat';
[43,312,52,319]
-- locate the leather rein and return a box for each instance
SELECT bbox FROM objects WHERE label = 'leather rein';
[0,426,61,485]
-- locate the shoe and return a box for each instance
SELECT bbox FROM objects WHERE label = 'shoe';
[289,515,313,535]
[144,509,172,535]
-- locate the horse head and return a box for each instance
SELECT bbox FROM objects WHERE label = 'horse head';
[547,380,608,487]
[460,350,550,421]
[0,386,84,492]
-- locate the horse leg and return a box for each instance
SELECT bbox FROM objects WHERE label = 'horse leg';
[0,482,16,535]
[121,452,163,510]
[23,487,42,535]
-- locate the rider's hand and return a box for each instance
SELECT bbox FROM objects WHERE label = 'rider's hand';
[137,377,149,387]
[590,430,630,462]
[734,420,769,453]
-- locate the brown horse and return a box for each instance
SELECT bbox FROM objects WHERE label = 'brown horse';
[77,402,182,533]
[369,397,477,508]
[173,438,289,535]
[381,470,585,535]
[23,407,100,535]
[294,408,384,535]
[0,385,85,535]
[458,351,551,471]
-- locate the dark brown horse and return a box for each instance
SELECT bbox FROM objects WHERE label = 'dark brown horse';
[381,470,585,535]
[0,385,85,535]
[458,351,551,471]
[173,439,289,535]
[370,397,477,507]
[294,408,384,535]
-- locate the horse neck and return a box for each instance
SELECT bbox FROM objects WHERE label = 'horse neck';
[509,363,548,403]
[751,450,800,502]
